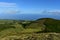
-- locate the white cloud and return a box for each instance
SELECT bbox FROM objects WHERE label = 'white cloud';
[5,10,20,14]
[40,10,60,15]
[0,2,20,14]
[47,10,60,15]
[0,2,16,7]
[0,10,20,14]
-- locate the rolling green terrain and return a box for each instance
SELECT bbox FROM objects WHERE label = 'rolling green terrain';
[0,18,60,40]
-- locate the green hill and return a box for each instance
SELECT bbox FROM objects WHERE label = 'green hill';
[0,18,60,40]
[25,18,60,33]
[0,18,60,33]
[36,18,60,32]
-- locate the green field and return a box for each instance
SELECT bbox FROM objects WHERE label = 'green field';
[0,18,60,40]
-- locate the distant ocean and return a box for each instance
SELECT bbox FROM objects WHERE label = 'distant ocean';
[0,14,60,20]
[18,14,60,20]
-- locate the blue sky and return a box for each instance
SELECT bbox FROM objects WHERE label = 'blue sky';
[0,0,60,14]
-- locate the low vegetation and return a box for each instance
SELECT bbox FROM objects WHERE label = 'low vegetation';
[0,18,60,40]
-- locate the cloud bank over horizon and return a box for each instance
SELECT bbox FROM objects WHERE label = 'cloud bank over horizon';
[21,10,60,16]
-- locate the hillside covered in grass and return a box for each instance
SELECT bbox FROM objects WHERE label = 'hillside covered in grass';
[0,18,60,40]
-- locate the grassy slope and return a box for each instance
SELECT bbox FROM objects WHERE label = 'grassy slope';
[0,18,60,33]
[25,18,60,33]
[0,18,60,40]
